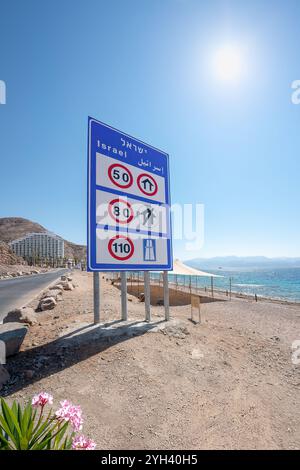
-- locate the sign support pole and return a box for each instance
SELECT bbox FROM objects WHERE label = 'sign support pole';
[144,271,151,322]
[121,271,128,321]
[93,272,100,324]
[163,270,170,321]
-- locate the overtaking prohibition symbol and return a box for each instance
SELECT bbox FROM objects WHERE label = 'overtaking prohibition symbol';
[108,235,134,261]
[137,173,158,196]
[108,163,133,189]
[108,198,134,224]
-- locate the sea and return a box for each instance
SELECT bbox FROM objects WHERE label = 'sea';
[171,267,300,303]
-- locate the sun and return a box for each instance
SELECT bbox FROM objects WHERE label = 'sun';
[213,45,243,81]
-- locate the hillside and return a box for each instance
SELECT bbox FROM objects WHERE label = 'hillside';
[0,241,24,265]
[0,217,86,262]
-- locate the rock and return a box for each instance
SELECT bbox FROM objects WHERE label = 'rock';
[63,282,74,291]
[38,297,57,311]
[156,299,164,306]
[138,292,145,302]
[24,369,34,379]
[50,284,64,291]
[53,283,65,291]
[3,307,38,326]
[0,323,28,357]
[31,270,39,274]
[42,289,62,300]
[61,275,67,281]
[0,365,10,390]
[67,276,72,282]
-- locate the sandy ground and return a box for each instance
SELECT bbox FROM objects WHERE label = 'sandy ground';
[2,270,300,450]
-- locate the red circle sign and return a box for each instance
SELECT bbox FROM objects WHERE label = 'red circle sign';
[137,173,158,196]
[108,235,134,261]
[108,163,133,189]
[108,198,134,224]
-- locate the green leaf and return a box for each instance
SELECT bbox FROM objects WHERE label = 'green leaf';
[0,413,18,448]
[1,399,22,448]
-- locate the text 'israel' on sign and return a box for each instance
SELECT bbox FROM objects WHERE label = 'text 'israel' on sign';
[87,117,173,271]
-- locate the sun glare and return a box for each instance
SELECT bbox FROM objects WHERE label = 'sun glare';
[213,45,243,81]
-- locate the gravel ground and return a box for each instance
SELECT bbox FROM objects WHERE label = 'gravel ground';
[2,270,300,450]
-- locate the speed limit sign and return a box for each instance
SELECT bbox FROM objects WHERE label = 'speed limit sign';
[108,163,133,189]
[88,117,172,271]
[108,235,134,261]
[108,198,134,224]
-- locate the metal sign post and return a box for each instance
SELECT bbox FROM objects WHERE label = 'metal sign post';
[121,271,128,321]
[93,272,100,324]
[163,270,170,321]
[144,271,151,322]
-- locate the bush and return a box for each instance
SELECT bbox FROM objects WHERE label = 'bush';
[0,392,96,450]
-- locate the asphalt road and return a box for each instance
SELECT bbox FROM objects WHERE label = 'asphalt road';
[0,268,68,321]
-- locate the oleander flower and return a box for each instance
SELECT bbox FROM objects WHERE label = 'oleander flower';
[55,400,83,432]
[72,435,96,450]
[32,392,53,408]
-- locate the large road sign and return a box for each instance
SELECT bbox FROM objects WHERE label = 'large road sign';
[87,117,173,271]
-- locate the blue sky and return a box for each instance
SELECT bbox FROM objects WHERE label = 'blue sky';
[0,0,299,259]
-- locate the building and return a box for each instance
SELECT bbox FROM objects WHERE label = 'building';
[9,232,64,260]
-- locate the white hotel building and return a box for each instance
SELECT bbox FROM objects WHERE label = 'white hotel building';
[9,232,64,260]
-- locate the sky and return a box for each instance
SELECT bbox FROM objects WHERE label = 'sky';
[0,0,300,260]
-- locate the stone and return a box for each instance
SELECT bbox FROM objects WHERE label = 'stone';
[50,284,64,291]
[0,365,10,390]
[63,282,74,291]
[0,323,28,357]
[138,292,145,302]
[31,270,39,274]
[42,289,62,300]
[3,307,38,326]
[24,369,34,379]
[61,275,67,281]
[156,299,164,306]
[38,296,57,311]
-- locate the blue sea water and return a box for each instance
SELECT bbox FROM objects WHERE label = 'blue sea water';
[167,268,300,303]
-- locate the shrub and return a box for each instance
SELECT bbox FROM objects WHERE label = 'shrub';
[0,392,96,450]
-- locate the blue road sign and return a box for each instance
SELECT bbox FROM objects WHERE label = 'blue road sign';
[143,239,156,261]
[87,117,173,271]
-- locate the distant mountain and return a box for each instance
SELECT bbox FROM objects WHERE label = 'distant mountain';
[186,256,300,270]
[0,217,86,262]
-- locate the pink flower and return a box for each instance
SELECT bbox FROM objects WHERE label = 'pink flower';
[32,392,53,408]
[72,435,96,450]
[55,400,83,432]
